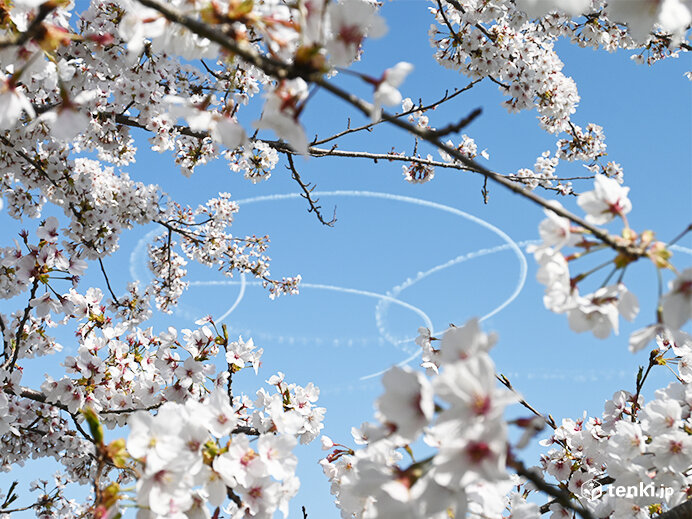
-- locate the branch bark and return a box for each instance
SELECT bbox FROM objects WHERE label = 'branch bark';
[658,501,692,519]
[134,0,648,260]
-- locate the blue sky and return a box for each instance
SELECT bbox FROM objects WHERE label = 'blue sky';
[1,1,691,517]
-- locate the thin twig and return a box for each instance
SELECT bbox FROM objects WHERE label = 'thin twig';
[630,349,659,421]
[3,279,40,371]
[429,107,482,137]
[111,112,588,195]
[668,223,692,246]
[0,503,40,514]
[0,3,58,48]
[286,154,337,227]
[98,258,120,305]
[481,176,489,204]
[497,373,557,430]
[509,457,595,519]
[310,79,482,147]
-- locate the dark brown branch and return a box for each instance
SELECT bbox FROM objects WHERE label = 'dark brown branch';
[232,425,260,436]
[137,0,649,258]
[0,2,58,49]
[112,108,585,195]
[0,502,40,514]
[509,457,595,519]
[98,258,120,305]
[0,314,7,361]
[112,113,588,196]
[429,107,482,137]
[286,154,336,227]
[488,75,511,90]
[2,279,40,371]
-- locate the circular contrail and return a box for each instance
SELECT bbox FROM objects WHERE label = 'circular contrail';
[223,191,527,380]
[130,191,528,386]
[190,278,435,332]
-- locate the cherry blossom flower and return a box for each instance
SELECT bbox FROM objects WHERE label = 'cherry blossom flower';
[375,366,434,442]
[661,268,692,329]
[567,284,639,339]
[431,422,508,488]
[537,202,577,250]
[433,354,516,423]
[438,318,497,364]
[326,0,387,66]
[371,62,414,121]
[198,389,238,438]
[515,0,591,18]
[0,72,35,130]
[254,79,310,155]
[607,0,692,43]
[577,174,632,225]
[36,217,60,242]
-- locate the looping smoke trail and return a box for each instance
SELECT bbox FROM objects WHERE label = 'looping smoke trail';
[130,191,529,386]
[129,229,160,283]
[129,202,692,391]
[233,191,528,340]
[375,240,539,349]
[190,279,435,333]
[215,274,247,323]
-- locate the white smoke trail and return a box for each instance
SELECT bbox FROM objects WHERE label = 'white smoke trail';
[233,191,528,332]
[375,240,539,349]
[130,191,529,384]
[190,278,435,332]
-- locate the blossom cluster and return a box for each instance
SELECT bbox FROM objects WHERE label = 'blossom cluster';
[321,319,522,518]
[534,331,692,518]
[530,174,690,349]
[2,305,324,517]
[124,381,318,519]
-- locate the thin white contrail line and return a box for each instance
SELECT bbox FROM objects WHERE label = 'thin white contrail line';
[671,245,692,255]
[189,279,436,332]
[131,191,528,384]
[234,190,528,335]
[129,229,160,283]
[128,192,692,391]
[214,274,247,323]
[375,240,539,347]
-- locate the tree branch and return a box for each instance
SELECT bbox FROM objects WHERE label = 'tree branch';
[98,258,120,305]
[428,107,482,137]
[136,0,648,260]
[286,154,336,227]
[509,457,595,519]
[310,79,483,147]
[112,112,584,195]
[2,279,40,371]
[497,373,557,430]
[0,2,58,49]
